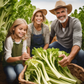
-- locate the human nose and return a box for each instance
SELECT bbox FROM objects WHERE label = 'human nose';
[22,30,26,33]
[59,12,63,17]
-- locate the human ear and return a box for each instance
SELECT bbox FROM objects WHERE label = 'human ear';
[12,28,15,32]
[13,27,15,31]
[67,10,69,14]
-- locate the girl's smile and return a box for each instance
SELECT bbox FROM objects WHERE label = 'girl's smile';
[13,23,27,40]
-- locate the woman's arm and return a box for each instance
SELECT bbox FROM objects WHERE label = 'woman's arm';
[26,24,31,56]
[43,44,49,50]
[43,25,50,49]
[27,47,30,57]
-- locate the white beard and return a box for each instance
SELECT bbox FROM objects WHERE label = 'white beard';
[58,15,68,23]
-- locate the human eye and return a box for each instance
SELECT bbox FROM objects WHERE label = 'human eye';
[24,29,27,32]
[36,15,38,17]
[23,27,27,32]
[40,15,43,17]
[56,12,60,14]
[61,10,65,13]
[19,27,22,30]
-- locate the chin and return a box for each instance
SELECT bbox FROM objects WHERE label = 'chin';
[18,35,23,38]
[58,18,66,23]
[37,23,41,25]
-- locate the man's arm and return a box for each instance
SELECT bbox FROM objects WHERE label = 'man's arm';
[58,45,80,67]
[68,45,80,62]
[59,18,82,67]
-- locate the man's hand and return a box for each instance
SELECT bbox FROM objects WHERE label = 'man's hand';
[58,54,71,67]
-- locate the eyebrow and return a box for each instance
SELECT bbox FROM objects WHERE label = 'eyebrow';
[56,10,65,14]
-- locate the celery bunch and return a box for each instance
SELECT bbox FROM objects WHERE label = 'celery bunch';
[25,47,82,84]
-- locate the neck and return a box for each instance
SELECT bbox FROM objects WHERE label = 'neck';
[34,23,42,29]
[61,17,68,28]
[13,34,21,42]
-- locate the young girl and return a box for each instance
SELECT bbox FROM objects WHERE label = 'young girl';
[3,18,30,84]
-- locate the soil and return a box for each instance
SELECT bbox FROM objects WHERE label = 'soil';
[0,62,7,84]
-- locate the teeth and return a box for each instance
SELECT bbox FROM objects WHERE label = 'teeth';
[60,17,64,19]
[37,20,41,21]
[20,33,23,35]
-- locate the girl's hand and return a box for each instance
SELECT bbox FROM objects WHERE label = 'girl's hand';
[21,52,31,61]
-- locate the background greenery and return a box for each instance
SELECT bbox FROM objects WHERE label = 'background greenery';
[0,0,84,61]
[0,0,36,61]
[70,6,84,50]
[0,0,36,52]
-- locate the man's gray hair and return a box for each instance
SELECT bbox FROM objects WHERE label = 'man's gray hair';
[54,7,67,14]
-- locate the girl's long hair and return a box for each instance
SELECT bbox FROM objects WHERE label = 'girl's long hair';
[7,18,28,40]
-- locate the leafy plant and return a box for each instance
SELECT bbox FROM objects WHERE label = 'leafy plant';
[0,0,36,52]
[25,47,82,84]
[71,6,84,50]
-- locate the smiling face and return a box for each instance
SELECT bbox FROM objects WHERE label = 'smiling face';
[34,11,44,25]
[55,8,68,23]
[13,23,27,39]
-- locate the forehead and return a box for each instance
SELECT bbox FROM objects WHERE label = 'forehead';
[17,23,27,28]
[35,11,43,15]
[55,7,66,12]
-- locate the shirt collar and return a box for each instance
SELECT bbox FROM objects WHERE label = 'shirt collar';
[58,16,70,29]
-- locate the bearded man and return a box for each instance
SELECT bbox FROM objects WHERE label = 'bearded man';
[49,0,84,69]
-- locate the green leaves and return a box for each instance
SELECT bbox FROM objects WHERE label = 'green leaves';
[0,0,36,52]
[71,6,84,50]
[25,47,82,84]
[0,0,10,7]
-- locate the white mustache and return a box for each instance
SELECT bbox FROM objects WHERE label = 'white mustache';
[58,15,68,23]
[58,16,65,19]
